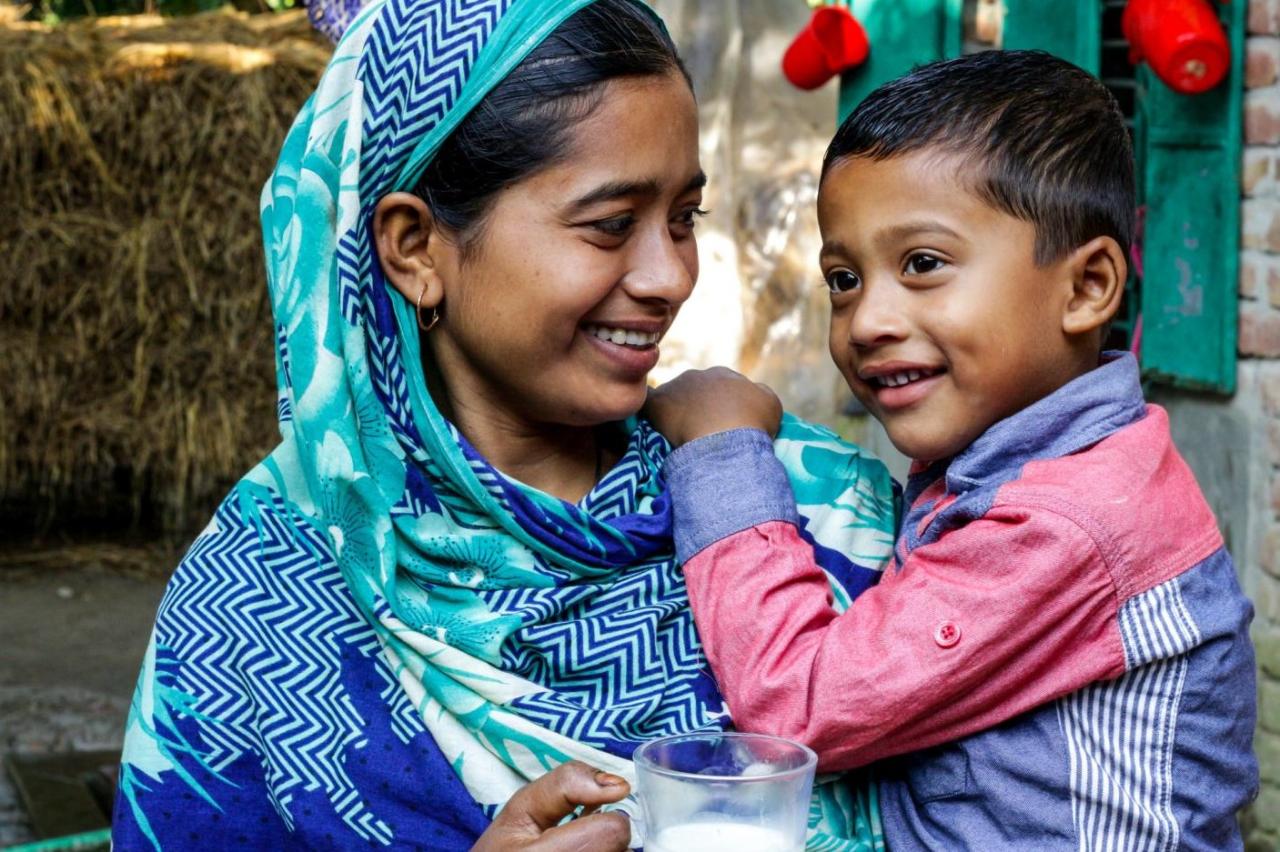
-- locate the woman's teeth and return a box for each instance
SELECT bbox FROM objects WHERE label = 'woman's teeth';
[585,325,660,347]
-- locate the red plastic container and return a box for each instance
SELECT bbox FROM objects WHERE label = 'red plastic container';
[1123,0,1230,95]
[782,6,871,91]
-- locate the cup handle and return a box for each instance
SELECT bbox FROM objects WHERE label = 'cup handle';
[616,792,645,850]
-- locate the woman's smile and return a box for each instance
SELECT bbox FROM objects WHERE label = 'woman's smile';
[581,320,669,378]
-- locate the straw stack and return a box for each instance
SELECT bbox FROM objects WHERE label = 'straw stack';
[0,8,329,537]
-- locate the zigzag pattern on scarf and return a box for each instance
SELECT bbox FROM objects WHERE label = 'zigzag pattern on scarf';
[274,322,294,423]
[157,496,395,844]
[580,462,643,519]
[579,430,669,520]
[364,291,423,453]
[338,233,368,329]
[491,561,721,750]
[336,0,516,449]
[482,584,599,627]
[358,0,510,196]
[469,459,509,505]
[337,0,511,319]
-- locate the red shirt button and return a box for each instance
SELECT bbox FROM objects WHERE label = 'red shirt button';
[934,620,962,648]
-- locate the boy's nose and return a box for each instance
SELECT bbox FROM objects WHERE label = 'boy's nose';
[847,283,909,348]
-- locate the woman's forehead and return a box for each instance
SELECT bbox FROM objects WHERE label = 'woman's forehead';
[536,74,703,202]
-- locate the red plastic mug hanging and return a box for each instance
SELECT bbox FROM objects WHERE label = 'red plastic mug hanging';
[1123,0,1230,94]
[783,4,870,90]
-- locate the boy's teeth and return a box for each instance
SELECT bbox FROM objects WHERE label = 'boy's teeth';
[586,325,659,346]
[878,369,933,388]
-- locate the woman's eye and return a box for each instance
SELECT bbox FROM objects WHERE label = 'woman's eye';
[905,253,945,275]
[824,268,861,294]
[674,206,709,230]
[591,215,636,238]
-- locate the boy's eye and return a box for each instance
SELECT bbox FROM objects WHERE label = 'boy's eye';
[905,253,945,275]
[825,268,861,294]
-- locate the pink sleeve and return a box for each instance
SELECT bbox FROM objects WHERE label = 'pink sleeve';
[682,511,1127,771]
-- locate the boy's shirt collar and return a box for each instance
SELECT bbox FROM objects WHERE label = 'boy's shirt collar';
[907,351,1148,503]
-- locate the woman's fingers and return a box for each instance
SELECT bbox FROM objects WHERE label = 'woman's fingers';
[471,763,632,851]
[528,811,632,852]
[500,761,631,833]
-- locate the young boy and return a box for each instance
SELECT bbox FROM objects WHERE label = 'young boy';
[649,50,1259,849]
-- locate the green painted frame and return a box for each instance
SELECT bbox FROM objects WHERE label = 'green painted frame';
[834,0,963,119]
[1002,0,1100,72]
[1135,0,1244,393]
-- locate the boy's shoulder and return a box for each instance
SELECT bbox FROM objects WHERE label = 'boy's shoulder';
[994,403,1223,596]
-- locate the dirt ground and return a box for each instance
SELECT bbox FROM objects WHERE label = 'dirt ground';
[0,558,170,845]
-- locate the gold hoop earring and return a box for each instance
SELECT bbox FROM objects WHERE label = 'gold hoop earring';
[416,287,441,332]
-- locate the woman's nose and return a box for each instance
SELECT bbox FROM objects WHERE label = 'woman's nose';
[848,280,908,348]
[622,228,697,307]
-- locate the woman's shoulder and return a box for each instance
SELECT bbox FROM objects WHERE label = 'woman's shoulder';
[120,486,489,850]
[774,412,897,492]
[771,412,900,581]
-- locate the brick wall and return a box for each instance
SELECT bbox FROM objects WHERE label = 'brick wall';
[1243,3,1280,847]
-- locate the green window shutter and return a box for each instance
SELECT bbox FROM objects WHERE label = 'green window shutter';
[1001,0,1099,73]
[835,0,963,123]
[1135,0,1243,394]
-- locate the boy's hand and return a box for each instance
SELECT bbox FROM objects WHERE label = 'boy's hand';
[646,367,783,448]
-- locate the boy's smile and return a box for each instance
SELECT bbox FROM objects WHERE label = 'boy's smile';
[818,150,1099,463]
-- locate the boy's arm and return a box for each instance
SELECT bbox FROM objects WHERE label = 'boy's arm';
[667,429,1127,772]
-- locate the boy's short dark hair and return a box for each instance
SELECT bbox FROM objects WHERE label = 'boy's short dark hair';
[823,50,1135,265]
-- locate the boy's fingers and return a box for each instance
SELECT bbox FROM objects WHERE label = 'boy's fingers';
[528,811,632,852]
[499,761,630,834]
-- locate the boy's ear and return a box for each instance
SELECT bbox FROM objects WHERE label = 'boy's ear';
[1062,235,1127,337]
[373,192,451,311]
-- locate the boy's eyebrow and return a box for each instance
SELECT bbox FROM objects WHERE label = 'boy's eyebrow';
[877,220,964,244]
[820,239,853,261]
[820,220,964,262]
[567,171,707,213]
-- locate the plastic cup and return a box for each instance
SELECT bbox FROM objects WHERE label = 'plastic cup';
[634,732,817,852]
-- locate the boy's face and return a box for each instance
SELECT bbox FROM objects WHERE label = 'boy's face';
[818,150,1088,462]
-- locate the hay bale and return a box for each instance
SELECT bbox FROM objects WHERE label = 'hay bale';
[0,8,330,536]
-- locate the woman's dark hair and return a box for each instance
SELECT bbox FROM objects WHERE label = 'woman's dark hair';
[415,0,689,252]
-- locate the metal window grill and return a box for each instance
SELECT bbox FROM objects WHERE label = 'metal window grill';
[1100,0,1143,352]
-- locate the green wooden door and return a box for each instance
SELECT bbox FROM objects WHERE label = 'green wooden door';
[1135,0,1243,393]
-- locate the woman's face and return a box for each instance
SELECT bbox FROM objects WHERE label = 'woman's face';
[429,71,704,430]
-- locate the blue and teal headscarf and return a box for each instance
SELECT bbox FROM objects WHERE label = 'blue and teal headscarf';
[122,0,898,847]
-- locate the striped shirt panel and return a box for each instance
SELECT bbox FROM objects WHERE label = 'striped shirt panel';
[1059,576,1202,852]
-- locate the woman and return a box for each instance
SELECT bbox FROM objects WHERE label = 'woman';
[111,0,898,848]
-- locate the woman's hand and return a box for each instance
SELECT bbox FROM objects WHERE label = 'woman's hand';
[646,367,783,448]
[471,761,632,852]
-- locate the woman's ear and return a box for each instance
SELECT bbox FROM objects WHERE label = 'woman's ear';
[373,192,450,311]
[1062,235,1127,337]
